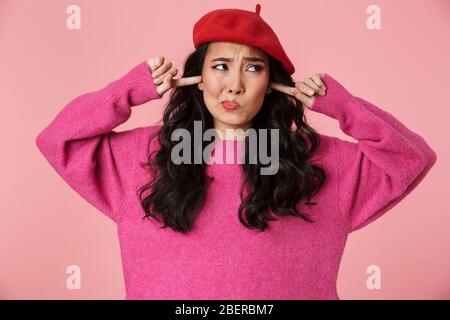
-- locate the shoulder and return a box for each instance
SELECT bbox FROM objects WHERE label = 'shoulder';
[139,124,163,137]
[134,124,163,156]
[310,132,337,161]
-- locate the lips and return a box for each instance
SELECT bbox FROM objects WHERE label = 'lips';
[222,100,240,110]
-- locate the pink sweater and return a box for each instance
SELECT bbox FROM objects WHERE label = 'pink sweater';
[36,61,437,300]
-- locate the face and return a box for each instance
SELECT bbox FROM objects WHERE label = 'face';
[198,42,271,139]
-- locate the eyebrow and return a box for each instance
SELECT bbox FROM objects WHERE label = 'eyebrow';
[210,56,266,64]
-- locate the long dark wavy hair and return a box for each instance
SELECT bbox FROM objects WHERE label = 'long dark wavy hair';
[137,43,327,234]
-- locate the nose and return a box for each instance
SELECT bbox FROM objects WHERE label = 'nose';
[227,71,244,95]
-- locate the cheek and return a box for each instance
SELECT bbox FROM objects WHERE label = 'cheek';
[203,80,222,97]
[249,82,268,102]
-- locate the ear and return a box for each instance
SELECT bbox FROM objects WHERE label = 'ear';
[266,81,273,94]
[198,82,203,91]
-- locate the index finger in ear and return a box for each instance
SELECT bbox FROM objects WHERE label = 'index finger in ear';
[173,76,202,87]
[269,82,295,96]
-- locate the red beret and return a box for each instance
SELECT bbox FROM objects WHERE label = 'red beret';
[193,3,295,75]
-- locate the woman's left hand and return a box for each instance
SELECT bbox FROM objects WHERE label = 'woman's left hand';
[269,73,326,109]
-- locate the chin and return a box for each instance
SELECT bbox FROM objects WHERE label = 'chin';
[217,115,248,126]
[216,119,252,132]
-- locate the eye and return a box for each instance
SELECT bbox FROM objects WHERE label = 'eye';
[212,64,264,72]
[212,64,228,71]
[247,65,264,72]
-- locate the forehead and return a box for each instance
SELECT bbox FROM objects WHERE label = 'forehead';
[206,42,268,60]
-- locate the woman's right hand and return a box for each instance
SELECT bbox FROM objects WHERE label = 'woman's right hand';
[147,56,202,97]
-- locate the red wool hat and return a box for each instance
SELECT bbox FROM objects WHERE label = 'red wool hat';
[193,3,295,75]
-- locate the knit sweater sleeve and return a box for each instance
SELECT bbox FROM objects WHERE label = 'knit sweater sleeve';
[35,61,162,223]
[310,74,437,233]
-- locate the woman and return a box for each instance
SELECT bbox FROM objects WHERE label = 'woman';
[36,4,436,300]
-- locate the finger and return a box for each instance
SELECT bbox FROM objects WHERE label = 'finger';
[155,73,174,95]
[152,61,172,79]
[164,73,174,86]
[269,81,313,109]
[155,73,172,97]
[154,67,178,85]
[174,75,202,87]
[304,78,322,92]
[152,61,173,79]
[311,73,326,90]
[295,82,316,97]
[290,87,314,107]
[269,82,294,96]
[147,56,165,72]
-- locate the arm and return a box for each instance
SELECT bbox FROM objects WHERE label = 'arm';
[35,61,162,223]
[311,74,437,233]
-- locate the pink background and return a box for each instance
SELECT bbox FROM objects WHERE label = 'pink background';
[1,0,448,299]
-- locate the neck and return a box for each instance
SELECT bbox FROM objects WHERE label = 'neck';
[216,129,248,141]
